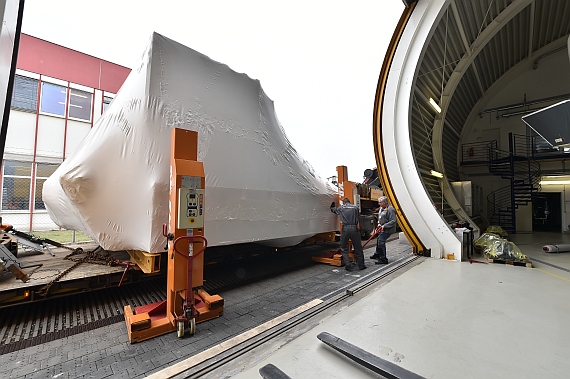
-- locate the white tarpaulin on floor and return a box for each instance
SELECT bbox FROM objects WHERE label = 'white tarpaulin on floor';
[43,32,337,253]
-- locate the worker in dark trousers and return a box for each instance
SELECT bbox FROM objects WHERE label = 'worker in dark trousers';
[330,198,366,271]
[371,196,397,264]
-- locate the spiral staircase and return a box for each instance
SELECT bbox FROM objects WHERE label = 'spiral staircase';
[486,133,541,233]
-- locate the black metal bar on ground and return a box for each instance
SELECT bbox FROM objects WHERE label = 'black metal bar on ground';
[317,332,426,379]
[259,364,293,379]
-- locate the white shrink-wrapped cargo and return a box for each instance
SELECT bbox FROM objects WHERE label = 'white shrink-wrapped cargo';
[43,32,338,253]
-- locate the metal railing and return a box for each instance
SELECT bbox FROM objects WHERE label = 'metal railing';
[486,133,541,233]
[462,134,570,165]
[461,140,498,164]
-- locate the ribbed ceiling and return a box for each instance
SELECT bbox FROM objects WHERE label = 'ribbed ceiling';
[409,0,570,223]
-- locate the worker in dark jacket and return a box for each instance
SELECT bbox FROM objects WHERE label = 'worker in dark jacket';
[330,198,366,271]
[371,196,397,264]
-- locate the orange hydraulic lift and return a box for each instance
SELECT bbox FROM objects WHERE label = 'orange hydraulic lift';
[124,128,223,343]
[312,165,357,266]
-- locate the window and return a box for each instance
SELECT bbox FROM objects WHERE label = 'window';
[2,161,31,211]
[11,75,38,112]
[69,88,93,121]
[1,161,59,212]
[40,82,67,117]
[103,96,113,112]
[34,163,59,210]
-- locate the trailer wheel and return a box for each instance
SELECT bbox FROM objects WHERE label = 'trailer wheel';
[177,321,185,338]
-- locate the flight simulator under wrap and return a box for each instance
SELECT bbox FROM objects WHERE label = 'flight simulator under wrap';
[42,32,337,253]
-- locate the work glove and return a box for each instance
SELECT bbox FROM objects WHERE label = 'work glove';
[330,202,336,208]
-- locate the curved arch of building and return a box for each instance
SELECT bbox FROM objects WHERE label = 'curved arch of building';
[375,0,570,259]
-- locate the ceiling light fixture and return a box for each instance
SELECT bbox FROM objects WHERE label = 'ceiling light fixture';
[430,170,444,178]
[429,98,442,113]
[540,180,570,185]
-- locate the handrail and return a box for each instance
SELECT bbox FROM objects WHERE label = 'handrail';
[486,134,541,232]
[461,140,497,163]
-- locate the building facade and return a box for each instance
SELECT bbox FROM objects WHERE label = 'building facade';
[1,34,130,231]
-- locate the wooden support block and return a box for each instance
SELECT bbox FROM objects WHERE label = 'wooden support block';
[486,257,533,268]
[312,255,343,266]
[312,251,355,267]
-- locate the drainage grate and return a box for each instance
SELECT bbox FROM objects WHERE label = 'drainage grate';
[0,277,166,354]
[0,314,124,354]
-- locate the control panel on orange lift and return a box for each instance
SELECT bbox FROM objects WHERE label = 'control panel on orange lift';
[177,175,204,229]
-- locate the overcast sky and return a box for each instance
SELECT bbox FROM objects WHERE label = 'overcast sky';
[21,0,404,183]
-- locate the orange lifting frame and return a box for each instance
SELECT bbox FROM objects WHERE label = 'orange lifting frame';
[124,128,223,343]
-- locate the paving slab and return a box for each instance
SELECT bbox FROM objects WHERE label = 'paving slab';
[0,238,413,378]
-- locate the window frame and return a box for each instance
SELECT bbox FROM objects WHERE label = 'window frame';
[10,74,39,112]
[33,163,59,211]
[1,161,32,212]
[39,81,68,118]
[103,95,113,112]
[68,88,93,122]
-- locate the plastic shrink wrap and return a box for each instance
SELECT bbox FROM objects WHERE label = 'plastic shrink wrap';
[43,32,337,253]
[484,225,508,238]
[474,233,527,260]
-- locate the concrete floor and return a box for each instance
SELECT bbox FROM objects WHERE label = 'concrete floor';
[210,232,570,379]
[4,232,568,378]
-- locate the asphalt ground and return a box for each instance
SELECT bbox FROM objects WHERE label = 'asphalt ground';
[0,237,413,379]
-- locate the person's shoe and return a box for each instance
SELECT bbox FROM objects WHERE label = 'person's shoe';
[370,253,380,259]
[345,265,355,271]
[375,260,388,265]
[359,266,367,270]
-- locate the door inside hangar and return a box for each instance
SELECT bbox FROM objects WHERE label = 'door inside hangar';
[533,193,562,232]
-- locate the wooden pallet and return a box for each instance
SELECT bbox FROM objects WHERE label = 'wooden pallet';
[486,257,532,268]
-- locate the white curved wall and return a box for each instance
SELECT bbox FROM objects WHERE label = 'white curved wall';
[383,0,461,259]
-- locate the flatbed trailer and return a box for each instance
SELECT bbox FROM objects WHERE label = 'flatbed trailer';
[0,242,164,308]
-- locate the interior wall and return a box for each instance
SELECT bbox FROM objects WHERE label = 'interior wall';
[460,43,570,232]
[516,203,533,232]
[465,48,570,149]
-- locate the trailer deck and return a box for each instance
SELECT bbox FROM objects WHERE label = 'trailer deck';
[0,243,163,307]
